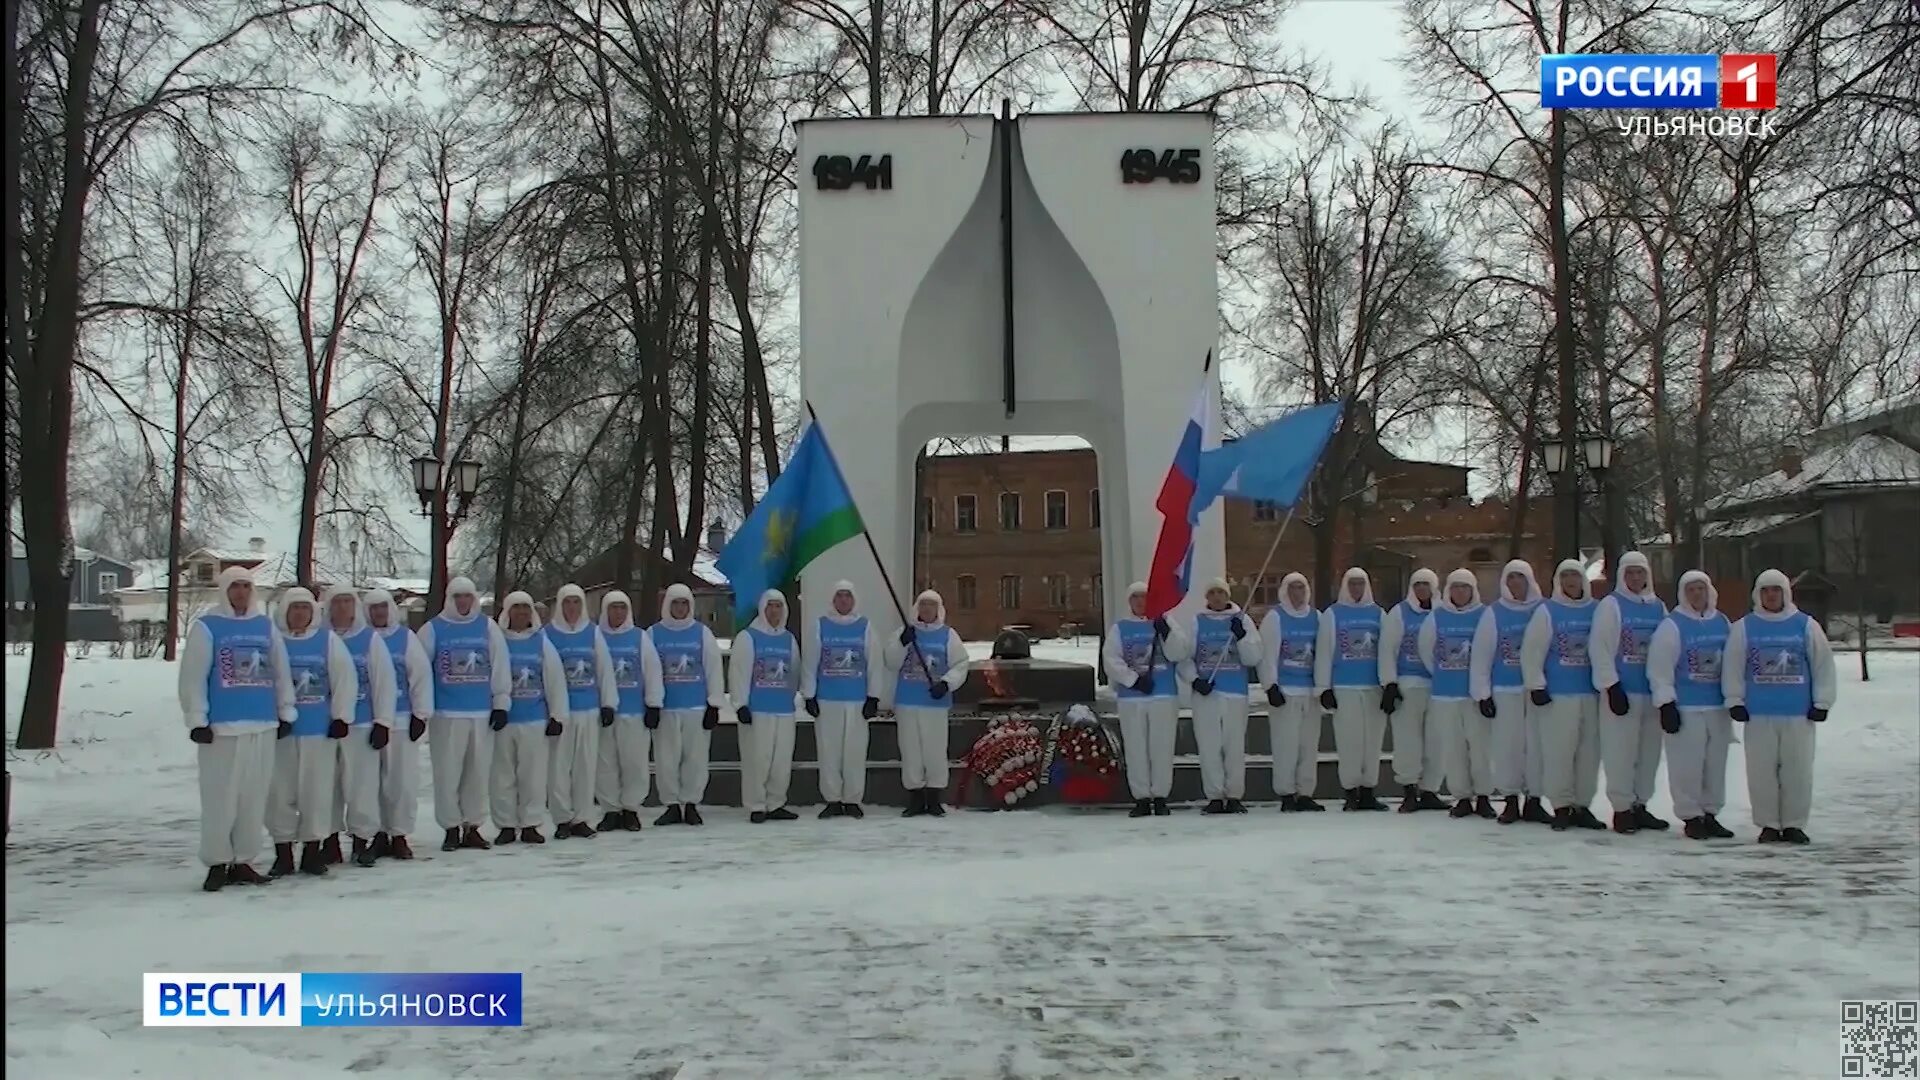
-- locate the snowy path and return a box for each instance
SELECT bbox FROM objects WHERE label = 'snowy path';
[5,654,1918,1079]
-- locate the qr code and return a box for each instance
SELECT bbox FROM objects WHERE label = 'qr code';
[1843,1001,1919,1078]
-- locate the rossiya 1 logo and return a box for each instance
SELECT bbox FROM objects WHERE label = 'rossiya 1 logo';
[1538,53,1776,110]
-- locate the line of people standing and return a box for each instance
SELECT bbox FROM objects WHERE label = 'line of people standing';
[1101,559,1838,843]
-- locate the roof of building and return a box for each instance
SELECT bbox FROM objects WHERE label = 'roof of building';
[8,541,130,565]
[1707,432,1920,515]
[367,576,434,595]
[572,542,729,594]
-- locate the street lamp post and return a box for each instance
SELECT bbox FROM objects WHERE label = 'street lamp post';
[349,540,359,589]
[411,456,482,605]
[1540,432,1616,559]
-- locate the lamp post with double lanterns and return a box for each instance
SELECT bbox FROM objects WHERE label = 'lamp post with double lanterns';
[1540,432,1616,559]
[411,456,482,609]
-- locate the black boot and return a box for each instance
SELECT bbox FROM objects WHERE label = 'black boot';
[371,832,392,858]
[925,792,946,817]
[1202,799,1228,814]
[1757,827,1783,843]
[1551,807,1572,832]
[1633,805,1670,831]
[1358,787,1390,811]
[750,811,768,824]
[461,824,492,849]
[520,826,546,844]
[1612,810,1640,834]
[554,820,571,839]
[902,790,925,818]
[1226,798,1247,814]
[820,802,845,820]
[683,804,704,825]
[1474,795,1496,819]
[655,804,684,827]
[1497,796,1520,824]
[352,836,378,867]
[768,807,799,821]
[597,811,624,832]
[202,865,228,892]
[573,821,599,837]
[299,841,328,876]
[1418,790,1447,811]
[1341,788,1359,812]
[1397,784,1421,813]
[1522,797,1553,824]
[1704,813,1734,839]
[1152,798,1170,817]
[844,802,865,819]
[1781,827,1810,845]
[1572,806,1607,831]
[441,827,461,852]
[227,863,271,886]
[495,828,517,845]
[269,842,296,877]
[1129,799,1152,818]
[1278,794,1298,812]
[623,809,645,831]
[1449,798,1474,818]
[1683,816,1710,840]
[389,836,415,859]
[322,833,344,865]
[1295,794,1325,811]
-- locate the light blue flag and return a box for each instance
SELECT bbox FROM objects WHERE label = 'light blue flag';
[1188,401,1344,519]
[714,423,866,624]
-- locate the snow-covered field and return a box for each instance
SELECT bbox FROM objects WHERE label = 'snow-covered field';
[5,650,1918,1079]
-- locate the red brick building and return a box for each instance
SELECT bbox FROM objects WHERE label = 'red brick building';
[913,444,1558,640]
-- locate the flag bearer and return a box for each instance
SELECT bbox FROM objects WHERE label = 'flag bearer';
[325,586,395,868]
[883,590,971,817]
[1106,581,1191,817]
[1180,579,1261,815]
[1257,573,1326,811]
[1421,569,1494,818]
[594,591,650,832]
[1647,571,1736,841]
[644,583,726,825]
[732,589,802,822]
[492,591,567,844]
[268,587,358,875]
[1523,560,1607,831]
[418,576,511,852]
[1723,568,1837,845]
[1316,568,1387,811]
[546,583,615,839]
[364,588,431,859]
[1473,560,1550,825]
[1380,568,1445,812]
[1591,551,1670,834]
[801,580,883,819]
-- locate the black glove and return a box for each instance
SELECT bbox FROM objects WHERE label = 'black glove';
[1229,616,1246,640]
[1607,684,1630,716]
[803,697,820,718]
[328,718,350,740]
[1729,705,1749,723]
[1807,706,1828,723]
[1267,685,1285,708]
[928,680,949,700]
[1191,677,1214,697]
[1133,672,1155,696]
[409,715,427,741]
[1152,616,1171,640]
[277,720,293,739]
[861,696,879,720]
[490,708,509,731]
[600,706,616,728]
[643,706,661,729]
[1477,698,1497,719]
[1659,702,1681,734]
[1380,683,1401,715]
[1530,688,1552,707]
[369,724,391,749]
[899,625,916,646]
[1319,689,1337,711]
[189,726,214,745]
[702,705,719,730]
[545,718,563,737]
[737,706,754,726]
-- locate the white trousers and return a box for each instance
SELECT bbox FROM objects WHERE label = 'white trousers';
[1117,697,1178,799]
[429,714,493,829]
[814,700,870,804]
[653,708,711,805]
[1389,684,1442,789]
[896,707,950,791]
[379,728,422,836]
[1192,693,1249,800]
[343,730,385,839]
[197,730,275,867]
[1433,698,1494,798]
[1744,719,1817,830]
[269,734,343,844]
[1269,693,1321,797]
[741,712,798,812]
[490,722,550,829]
[548,708,600,824]
[1491,690,1545,797]
[595,714,652,812]
[1600,692,1665,811]
[1333,687,1387,789]
[1664,707,1733,820]
[1541,695,1602,811]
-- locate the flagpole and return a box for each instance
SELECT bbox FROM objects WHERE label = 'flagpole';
[1207,505,1295,680]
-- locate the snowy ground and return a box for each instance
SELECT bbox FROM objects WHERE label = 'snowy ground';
[5,651,1918,1079]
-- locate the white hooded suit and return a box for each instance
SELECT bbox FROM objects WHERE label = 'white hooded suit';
[1523,560,1603,813]
[881,590,971,796]
[417,576,512,834]
[1179,582,1262,803]
[321,586,397,845]
[546,582,616,831]
[1723,569,1838,833]
[1255,573,1323,800]
[800,580,884,806]
[594,590,653,816]
[1647,571,1733,823]
[643,583,727,807]
[1105,582,1194,802]
[1420,570,1493,800]
[268,588,359,845]
[177,565,294,870]
[1591,551,1668,815]
[491,592,569,830]
[1473,560,1546,802]
[1380,568,1443,793]
[1315,568,1386,792]
[365,588,433,841]
[731,589,801,814]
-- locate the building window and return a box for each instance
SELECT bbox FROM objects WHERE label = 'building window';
[1046,574,1070,609]
[955,494,977,533]
[1089,489,1101,528]
[999,491,1022,530]
[956,575,977,610]
[195,563,215,584]
[921,497,935,534]
[999,574,1021,610]
[1044,490,1069,530]
[1252,500,1282,522]
[97,571,119,595]
[1250,575,1280,608]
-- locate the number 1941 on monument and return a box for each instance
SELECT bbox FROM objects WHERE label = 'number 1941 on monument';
[812,153,893,191]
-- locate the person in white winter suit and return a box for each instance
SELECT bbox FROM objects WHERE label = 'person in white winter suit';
[1590,551,1671,834]
[1647,571,1737,841]
[732,589,802,822]
[1105,581,1192,817]
[1420,569,1495,819]
[418,576,511,852]
[1472,560,1551,825]
[1180,579,1261,814]
[545,582,616,839]
[177,565,294,891]
[491,591,568,844]
[321,586,396,868]
[593,590,651,832]
[1258,573,1327,811]
[801,581,883,819]
[1523,560,1608,831]
[268,587,359,875]
[643,582,727,826]
[364,588,432,860]
[1379,567,1445,813]
[883,590,971,817]
[1723,568,1838,845]
[1316,568,1389,811]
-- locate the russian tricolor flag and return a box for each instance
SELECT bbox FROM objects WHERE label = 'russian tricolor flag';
[1143,369,1216,619]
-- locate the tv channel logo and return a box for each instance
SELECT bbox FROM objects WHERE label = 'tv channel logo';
[1539,53,1776,110]
[145,972,523,1027]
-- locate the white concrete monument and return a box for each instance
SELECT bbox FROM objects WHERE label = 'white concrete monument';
[798,112,1224,630]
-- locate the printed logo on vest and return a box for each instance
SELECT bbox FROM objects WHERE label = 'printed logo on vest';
[752,653,791,689]
[217,645,271,689]
[1554,629,1590,666]
[1120,639,1155,674]
[820,645,865,676]
[1498,630,1523,668]
[289,660,326,705]
[1279,638,1313,669]
[1683,646,1722,682]
[562,655,595,688]
[659,646,702,684]
[439,647,489,684]
[1619,626,1649,665]
[1749,647,1805,684]
[612,656,639,688]
[1338,627,1377,661]
[510,661,543,700]
[1435,636,1471,671]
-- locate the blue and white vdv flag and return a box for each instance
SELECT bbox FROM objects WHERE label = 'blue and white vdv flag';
[144,972,523,1027]
[1189,400,1343,518]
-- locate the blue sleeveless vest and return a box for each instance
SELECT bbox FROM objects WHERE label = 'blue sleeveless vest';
[602,625,645,715]
[1113,618,1172,700]
[1742,612,1812,718]
[1611,594,1665,695]
[430,615,494,713]
[1192,613,1249,695]
[337,625,375,725]
[894,627,952,709]
[1543,600,1595,696]
[652,623,709,711]
[1329,604,1383,688]
[1395,602,1431,680]
[1491,603,1536,690]
[283,631,335,737]
[1272,609,1317,690]
[1428,607,1479,700]
[814,617,870,703]
[379,625,414,717]
[1670,614,1730,709]
[547,623,601,712]
[504,631,549,722]
[746,627,798,714]
[201,613,277,725]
